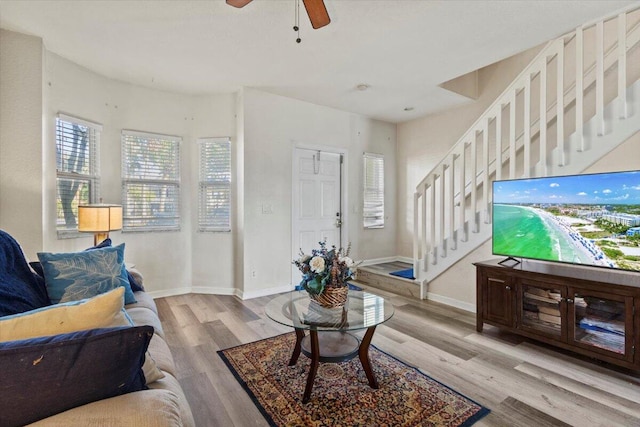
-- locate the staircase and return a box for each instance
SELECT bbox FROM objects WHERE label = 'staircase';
[412,6,640,299]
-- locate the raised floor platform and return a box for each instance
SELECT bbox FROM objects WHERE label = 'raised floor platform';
[355,261,421,300]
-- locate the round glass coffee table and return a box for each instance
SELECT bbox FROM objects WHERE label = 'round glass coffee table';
[265,289,394,403]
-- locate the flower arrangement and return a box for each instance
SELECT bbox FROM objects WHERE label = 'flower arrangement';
[293,241,357,297]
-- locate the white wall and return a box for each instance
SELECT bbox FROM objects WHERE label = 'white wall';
[1,29,397,298]
[42,52,237,295]
[189,94,237,295]
[240,88,397,298]
[0,30,44,255]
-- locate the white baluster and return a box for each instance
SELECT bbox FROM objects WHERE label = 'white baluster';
[470,134,478,233]
[421,184,428,271]
[429,177,437,264]
[413,192,420,279]
[438,165,446,257]
[540,59,548,176]
[557,43,565,166]
[523,75,531,178]
[458,144,467,242]
[448,154,456,250]
[495,105,503,181]
[596,20,604,136]
[509,95,517,177]
[618,13,628,119]
[576,26,584,151]
[482,120,490,224]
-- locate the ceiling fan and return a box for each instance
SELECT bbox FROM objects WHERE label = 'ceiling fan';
[226,0,331,29]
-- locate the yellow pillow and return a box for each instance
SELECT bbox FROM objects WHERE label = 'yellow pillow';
[0,287,127,342]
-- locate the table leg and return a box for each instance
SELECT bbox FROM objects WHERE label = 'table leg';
[289,328,305,366]
[302,330,319,403]
[359,326,378,389]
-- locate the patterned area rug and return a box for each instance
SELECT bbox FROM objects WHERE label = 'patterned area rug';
[218,332,489,426]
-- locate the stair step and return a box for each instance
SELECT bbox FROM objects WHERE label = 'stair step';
[356,262,421,300]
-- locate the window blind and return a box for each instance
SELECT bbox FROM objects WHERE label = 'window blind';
[121,130,181,231]
[55,114,101,236]
[363,152,384,228]
[198,137,231,232]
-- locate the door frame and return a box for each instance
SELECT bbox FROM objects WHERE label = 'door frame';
[291,143,349,286]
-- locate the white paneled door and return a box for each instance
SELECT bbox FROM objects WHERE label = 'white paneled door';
[292,148,343,286]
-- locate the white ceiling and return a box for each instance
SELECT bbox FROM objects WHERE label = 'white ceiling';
[0,0,636,123]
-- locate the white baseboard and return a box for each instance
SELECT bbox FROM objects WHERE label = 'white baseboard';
[426,291,476,313]
[360,255,414,267]
[359,256,400,267]
[147,287,192,299]
[239,284,293,300]
[191,286,238,296]
[397,256,413,264]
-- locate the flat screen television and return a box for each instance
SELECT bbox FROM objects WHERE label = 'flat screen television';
[492,170,640,273]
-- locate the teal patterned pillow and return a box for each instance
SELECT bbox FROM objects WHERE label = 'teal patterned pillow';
[37,244,136,305]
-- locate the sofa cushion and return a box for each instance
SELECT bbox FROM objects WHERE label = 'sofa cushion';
[126,291,158,315]
[0,287,127,341]
[37,243,136,305]
[0,230,50,316]
[149,373,196,427]
[127,306,165,339]
[0,326,153,427]
[147,333,177,378]
[27,389,186,427]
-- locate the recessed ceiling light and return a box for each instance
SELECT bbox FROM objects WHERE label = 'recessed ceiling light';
[404,107,414,111]
[356,84,370,91]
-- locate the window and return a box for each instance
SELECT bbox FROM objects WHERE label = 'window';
[363,152,384,228]
[198,137,231,232]
[55,114,101,237]
[121,130,181,231]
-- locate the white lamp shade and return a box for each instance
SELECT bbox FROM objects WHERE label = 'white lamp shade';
[78,205,123,232]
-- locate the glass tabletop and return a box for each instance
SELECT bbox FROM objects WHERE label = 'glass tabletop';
[265,290,394,332]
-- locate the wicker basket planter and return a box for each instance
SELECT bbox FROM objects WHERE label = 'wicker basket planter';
[309,285,348,308]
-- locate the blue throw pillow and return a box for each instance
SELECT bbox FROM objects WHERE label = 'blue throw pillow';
[0,230,50,316]
[86,239,144,293]
[0,326,152,427]
[38,243,136,305]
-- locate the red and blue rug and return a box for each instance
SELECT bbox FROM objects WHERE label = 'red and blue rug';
[219,332,489,426]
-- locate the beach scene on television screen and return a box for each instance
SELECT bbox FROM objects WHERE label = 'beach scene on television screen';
[493,171,640,272]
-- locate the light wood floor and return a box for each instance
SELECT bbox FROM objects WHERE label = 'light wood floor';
[157,284,640,427]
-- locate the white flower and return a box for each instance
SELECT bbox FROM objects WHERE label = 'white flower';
[299,255,311,264]
[339,256,354,267]
[309,256,325,273]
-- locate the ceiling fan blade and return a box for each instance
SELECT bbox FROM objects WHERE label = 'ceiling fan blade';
[302,0,331,29]
[226,0,253,8]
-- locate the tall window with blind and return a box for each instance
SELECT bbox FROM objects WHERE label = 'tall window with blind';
[55,114,101,237]
[363,152,384,228]
[198,137,231,232]
[121,130,181,231]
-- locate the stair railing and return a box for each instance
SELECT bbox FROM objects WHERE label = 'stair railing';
[413,7,640,286]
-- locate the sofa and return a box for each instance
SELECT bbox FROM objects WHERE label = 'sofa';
[0,230,195,427]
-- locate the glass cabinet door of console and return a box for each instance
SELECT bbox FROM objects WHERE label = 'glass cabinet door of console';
[571,292,626,355]
[521,284,563,338]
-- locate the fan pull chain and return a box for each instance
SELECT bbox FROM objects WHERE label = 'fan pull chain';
[293,0,301,43]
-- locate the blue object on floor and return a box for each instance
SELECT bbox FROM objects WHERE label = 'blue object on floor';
[389,268,415,280]
[294,283,362,291]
